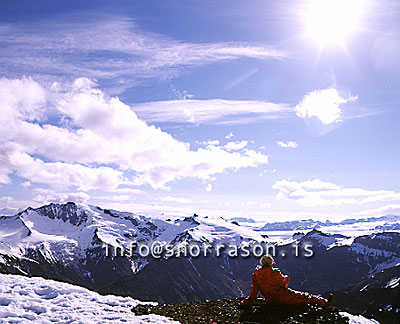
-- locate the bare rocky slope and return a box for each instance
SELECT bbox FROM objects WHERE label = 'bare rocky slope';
[132,298,378,324]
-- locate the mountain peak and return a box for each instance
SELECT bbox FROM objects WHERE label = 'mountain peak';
[19,202,88,226]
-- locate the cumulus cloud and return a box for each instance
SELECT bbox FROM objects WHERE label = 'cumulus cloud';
[21,181,32,188]
[272,179,400,207]
[295,88,357,124]
[9,151,125,191]
[198,140,220,147]
[0,77,269,191]
[33,191,90,205]
[277,141,298,148]
[224,141,248,151]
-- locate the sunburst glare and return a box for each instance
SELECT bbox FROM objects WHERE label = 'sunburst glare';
[304,0,367,46]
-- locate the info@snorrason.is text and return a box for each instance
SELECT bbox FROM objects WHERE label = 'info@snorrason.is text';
[103,241,314,259]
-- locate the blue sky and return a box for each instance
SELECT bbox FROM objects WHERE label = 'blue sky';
[0,0,399,221]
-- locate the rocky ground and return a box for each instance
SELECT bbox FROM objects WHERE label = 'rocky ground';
[131,298,359,323]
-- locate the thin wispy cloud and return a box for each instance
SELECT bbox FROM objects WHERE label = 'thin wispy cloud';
[159,196,192,204]
[0,16,287,90]
[133,99,292,125]
[273,179,400,207]
[357,204,400,216]
[133,91,376,126]
[224,67,259,90]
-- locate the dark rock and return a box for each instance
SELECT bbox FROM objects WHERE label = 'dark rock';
[131,298,353,324]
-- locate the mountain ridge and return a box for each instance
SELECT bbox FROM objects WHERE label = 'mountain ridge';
[0,202,399,323]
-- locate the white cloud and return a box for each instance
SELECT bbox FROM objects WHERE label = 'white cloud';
[205,184,213,192]
[0,77,47,123]
[0,207,19,215]
[0,196,33,215]
[0,196,16,207]
[33,191,90,205]
[170,86,194,100]
[159,196,192,204]
[21,181,32,188]
[133,99,292,125]
[357,204,400,216]
[277,141,298,148]
[224,141,248,151]
[295,88,357,124]
[272,179,400,207]
[300,179,341,190]
[198,140,220,147]
[8,151,125,191]
[259,169,276,176]
[0,77,269,191]
[0,17,286,88]
[108,188,144,195]
[225,132,234,139]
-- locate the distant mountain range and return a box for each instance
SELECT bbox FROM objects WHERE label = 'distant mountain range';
[0,202,399,323]
[257,214,400,232]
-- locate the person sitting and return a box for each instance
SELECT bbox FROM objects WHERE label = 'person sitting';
[242,255,332,307]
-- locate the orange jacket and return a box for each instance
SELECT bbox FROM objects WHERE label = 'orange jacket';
[244,265,329,307]
[248,266,290,302]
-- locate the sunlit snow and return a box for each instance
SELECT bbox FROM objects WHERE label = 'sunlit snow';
[0,273,178,323]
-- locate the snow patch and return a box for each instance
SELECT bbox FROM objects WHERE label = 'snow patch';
[340,312,380,324]
[0,273,179,323]
[385,277,400,289]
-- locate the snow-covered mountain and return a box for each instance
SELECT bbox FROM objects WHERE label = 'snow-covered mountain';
[0,202,271,303]
[253,214,400,240]
[0,202,399,311]
[0,202,267,257]
[333,264,400,324]
[0,273,178,324]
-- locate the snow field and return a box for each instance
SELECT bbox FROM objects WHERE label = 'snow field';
[0,273,179,324]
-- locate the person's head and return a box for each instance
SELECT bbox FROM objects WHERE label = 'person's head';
[260,255,274,267]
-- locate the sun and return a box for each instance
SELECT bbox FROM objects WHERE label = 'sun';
[304,0,366,46]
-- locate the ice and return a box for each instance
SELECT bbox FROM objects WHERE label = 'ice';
[0,273,179,324]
